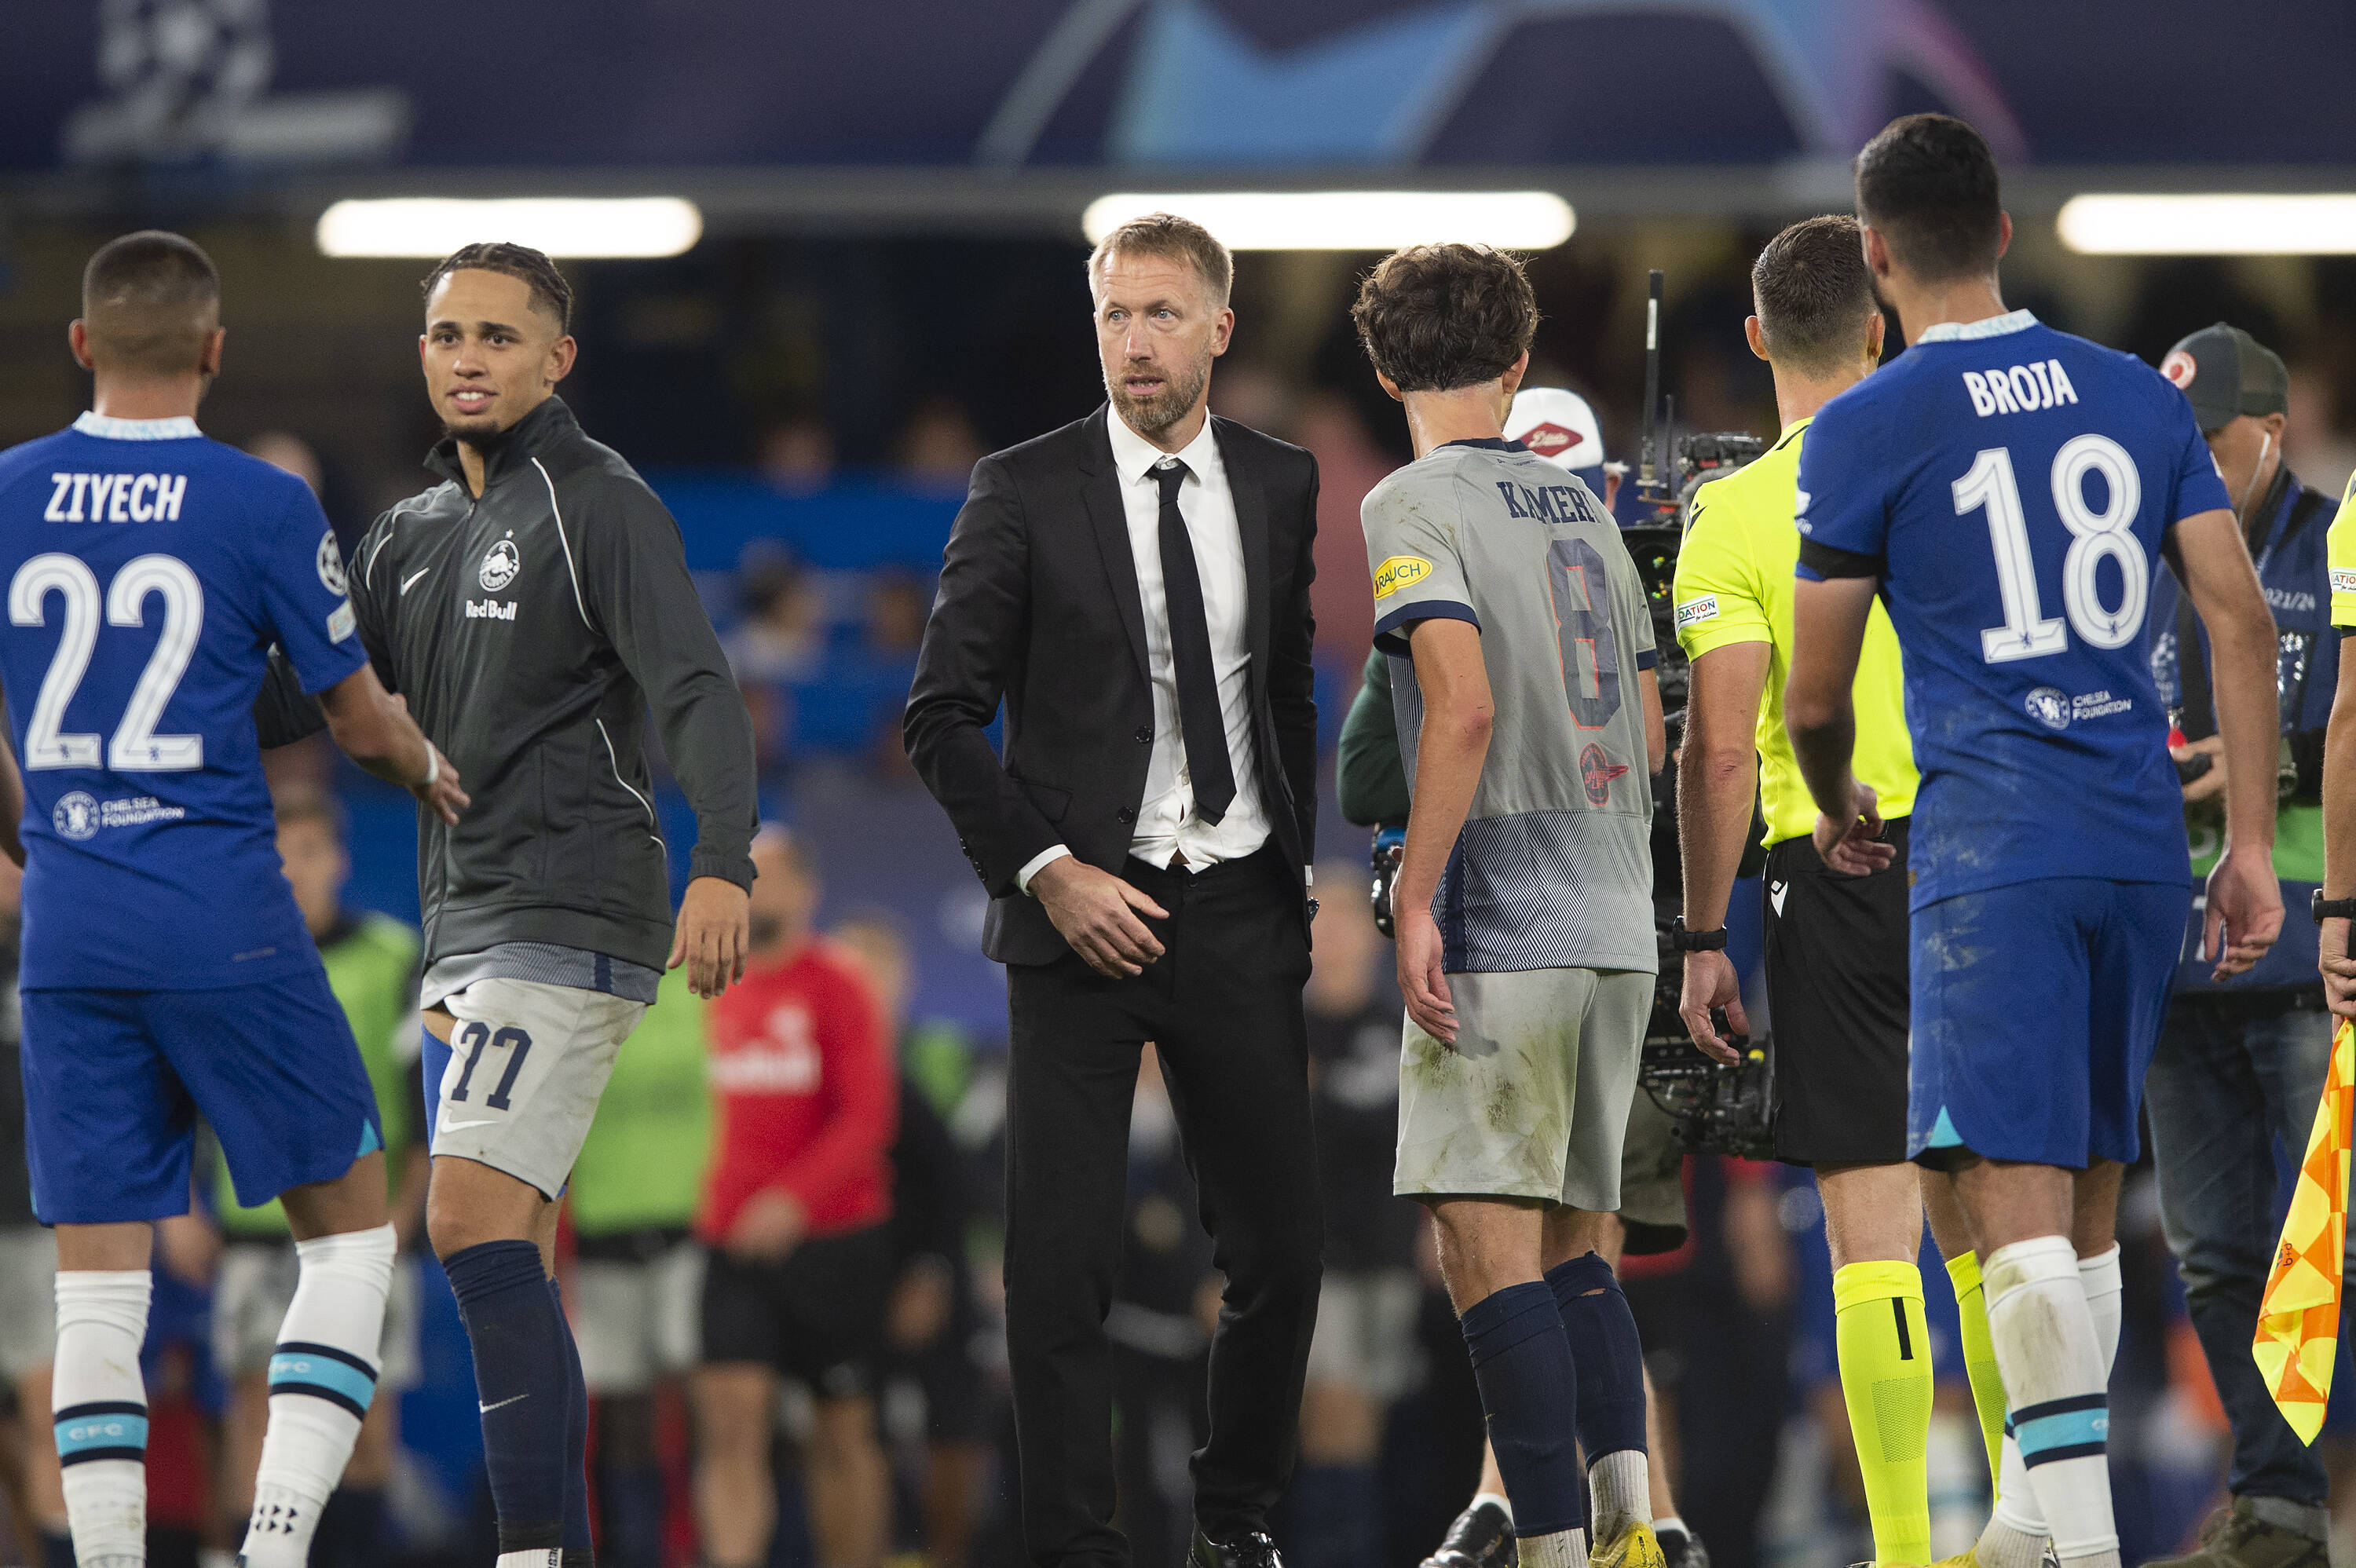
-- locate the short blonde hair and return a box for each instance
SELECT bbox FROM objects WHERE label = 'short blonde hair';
[1086,213,1233,307]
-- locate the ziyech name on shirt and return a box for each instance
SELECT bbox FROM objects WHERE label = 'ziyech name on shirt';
[44,473,188,522]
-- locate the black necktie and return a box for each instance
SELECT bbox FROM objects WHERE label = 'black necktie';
[1153,459,1235,826]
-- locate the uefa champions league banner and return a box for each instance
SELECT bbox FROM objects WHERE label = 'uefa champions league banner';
[2,0,2354,174]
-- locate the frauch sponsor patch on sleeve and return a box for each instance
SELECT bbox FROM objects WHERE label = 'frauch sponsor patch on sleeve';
[1675,594,1719,627]
[1372,555,1431,600]
[327,601,357,642]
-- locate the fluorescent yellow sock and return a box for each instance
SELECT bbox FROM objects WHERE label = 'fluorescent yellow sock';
[1835,1260,1935,1566]
[1943,1250,2007,1501]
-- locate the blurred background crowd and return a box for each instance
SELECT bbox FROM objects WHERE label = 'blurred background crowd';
[10,2,2356,1566]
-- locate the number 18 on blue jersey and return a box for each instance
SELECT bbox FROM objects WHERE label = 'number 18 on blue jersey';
[1794,313,2231,911]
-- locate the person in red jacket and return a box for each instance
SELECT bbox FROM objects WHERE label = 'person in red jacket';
[692,828,899,1568]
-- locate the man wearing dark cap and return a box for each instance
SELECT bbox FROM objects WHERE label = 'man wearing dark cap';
[2144,322,2336,1568]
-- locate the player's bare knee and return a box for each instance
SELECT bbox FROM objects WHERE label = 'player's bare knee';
[1540,1205,1617,1270]
[2069,1159,2124,1254]
[280,1152,390,1241]
[424,1158,542,1259]
[54,1220,155,1273]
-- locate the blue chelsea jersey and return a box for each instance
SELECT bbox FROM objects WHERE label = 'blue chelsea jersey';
[1794,312,2233,911]
[0,414,368,989]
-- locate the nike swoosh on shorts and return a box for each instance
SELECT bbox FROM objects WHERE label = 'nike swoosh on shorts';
[479,1393,528,1413]
[440,1117,497,1132]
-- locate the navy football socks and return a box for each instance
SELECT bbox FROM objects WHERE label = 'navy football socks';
[551,1277,594,1562]
[1546,1251,1648,1463]
[445,1240,570,1554]
[1459,1281,1588,1538]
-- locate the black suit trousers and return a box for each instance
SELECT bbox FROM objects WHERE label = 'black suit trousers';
[1003,845,1323,1567]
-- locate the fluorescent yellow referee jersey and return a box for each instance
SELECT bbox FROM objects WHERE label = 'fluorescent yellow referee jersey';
[1670,416,1919,846]
[2329,469,2356,627]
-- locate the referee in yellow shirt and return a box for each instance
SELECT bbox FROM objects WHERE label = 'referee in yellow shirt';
[1670,216,2007,1568]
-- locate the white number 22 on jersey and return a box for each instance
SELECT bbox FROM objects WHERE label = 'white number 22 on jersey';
[1953,434,2147,663]
[8,552,206,771]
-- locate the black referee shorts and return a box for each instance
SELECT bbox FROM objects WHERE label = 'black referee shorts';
[1761,817,1911,1168]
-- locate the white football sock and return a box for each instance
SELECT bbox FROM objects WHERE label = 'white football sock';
[1991,1243,2124,1546]
[239,1224,395,1568]
[1519,1528,1590,1568]
[53,1270,152,1568]
[1975,1238,2119,1568]
[2078,1245,2124,1369]
[1589,1449,1650,1536]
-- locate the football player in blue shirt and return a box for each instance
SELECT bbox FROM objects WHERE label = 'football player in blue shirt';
[1783,118,2283,1568]
[0,232,466,1568]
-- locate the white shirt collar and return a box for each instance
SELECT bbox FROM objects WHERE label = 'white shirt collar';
[74,411,202,440]
[1915,309,2040,345]
[1107,407,1219,486]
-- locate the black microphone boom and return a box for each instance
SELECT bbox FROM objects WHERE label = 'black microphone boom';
[1637,268,1663,497]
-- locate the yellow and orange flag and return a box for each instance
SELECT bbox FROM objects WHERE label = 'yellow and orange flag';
[2254,1018,2354,1444]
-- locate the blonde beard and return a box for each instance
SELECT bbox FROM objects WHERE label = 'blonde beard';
[1108,357,1211,437]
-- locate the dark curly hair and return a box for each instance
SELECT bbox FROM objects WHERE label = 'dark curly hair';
[1854,113,2004,283]
[421,241,575,334]
[1351,243,1538,394]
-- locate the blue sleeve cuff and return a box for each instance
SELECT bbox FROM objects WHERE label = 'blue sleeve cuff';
[1373,599,1479,656]
[296,637,369,696]
[1635,649,1659,671]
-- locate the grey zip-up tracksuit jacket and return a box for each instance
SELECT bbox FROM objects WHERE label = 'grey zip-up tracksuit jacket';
[273,396,756,972]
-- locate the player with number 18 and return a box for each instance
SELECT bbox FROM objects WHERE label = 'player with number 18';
[1784,116,2282,1568]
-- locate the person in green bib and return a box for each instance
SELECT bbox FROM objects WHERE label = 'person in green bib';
[210,791,424,1568]
[565,964,711,1568]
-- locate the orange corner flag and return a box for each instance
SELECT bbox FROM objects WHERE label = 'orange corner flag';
[2254,1018,2354,1445]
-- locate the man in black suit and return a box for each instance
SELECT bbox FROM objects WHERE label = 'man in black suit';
[905,212,1323,1568]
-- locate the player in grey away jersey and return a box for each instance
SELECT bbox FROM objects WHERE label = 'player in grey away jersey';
[1355,243,1666,1568]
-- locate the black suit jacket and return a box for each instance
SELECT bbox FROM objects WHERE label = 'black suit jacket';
[905,405,1319,966]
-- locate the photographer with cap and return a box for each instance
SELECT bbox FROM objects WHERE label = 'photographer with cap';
[2144,322,2340,1568]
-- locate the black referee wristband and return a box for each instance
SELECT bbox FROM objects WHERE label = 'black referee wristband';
[2314,890,2356,923]
[1670,918,1729,952]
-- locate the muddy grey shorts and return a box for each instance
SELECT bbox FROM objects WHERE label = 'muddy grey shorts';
[1304,1267,1421,1401]
[573,1234,705,1394]
[1393,967,1651,1210]
[1617,1086,1689,1255]
[0,1226,57,1378]
[428,978,646,1200]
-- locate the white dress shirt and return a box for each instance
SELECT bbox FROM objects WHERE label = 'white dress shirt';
[1018,412,1271,890]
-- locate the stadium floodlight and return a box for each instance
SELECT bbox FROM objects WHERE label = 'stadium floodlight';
[316,197,704,258]
[1081,191,1575,251]
[2057,193,2356,255]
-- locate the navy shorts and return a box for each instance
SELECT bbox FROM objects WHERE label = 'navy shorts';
[22,969,382,1226]
[1909,877,2189,1170]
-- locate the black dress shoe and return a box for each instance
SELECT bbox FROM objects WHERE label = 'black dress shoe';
[1191,1527,1283,1568]
[1656,1525,1707,1568]
[1422,1499,1517,1568]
